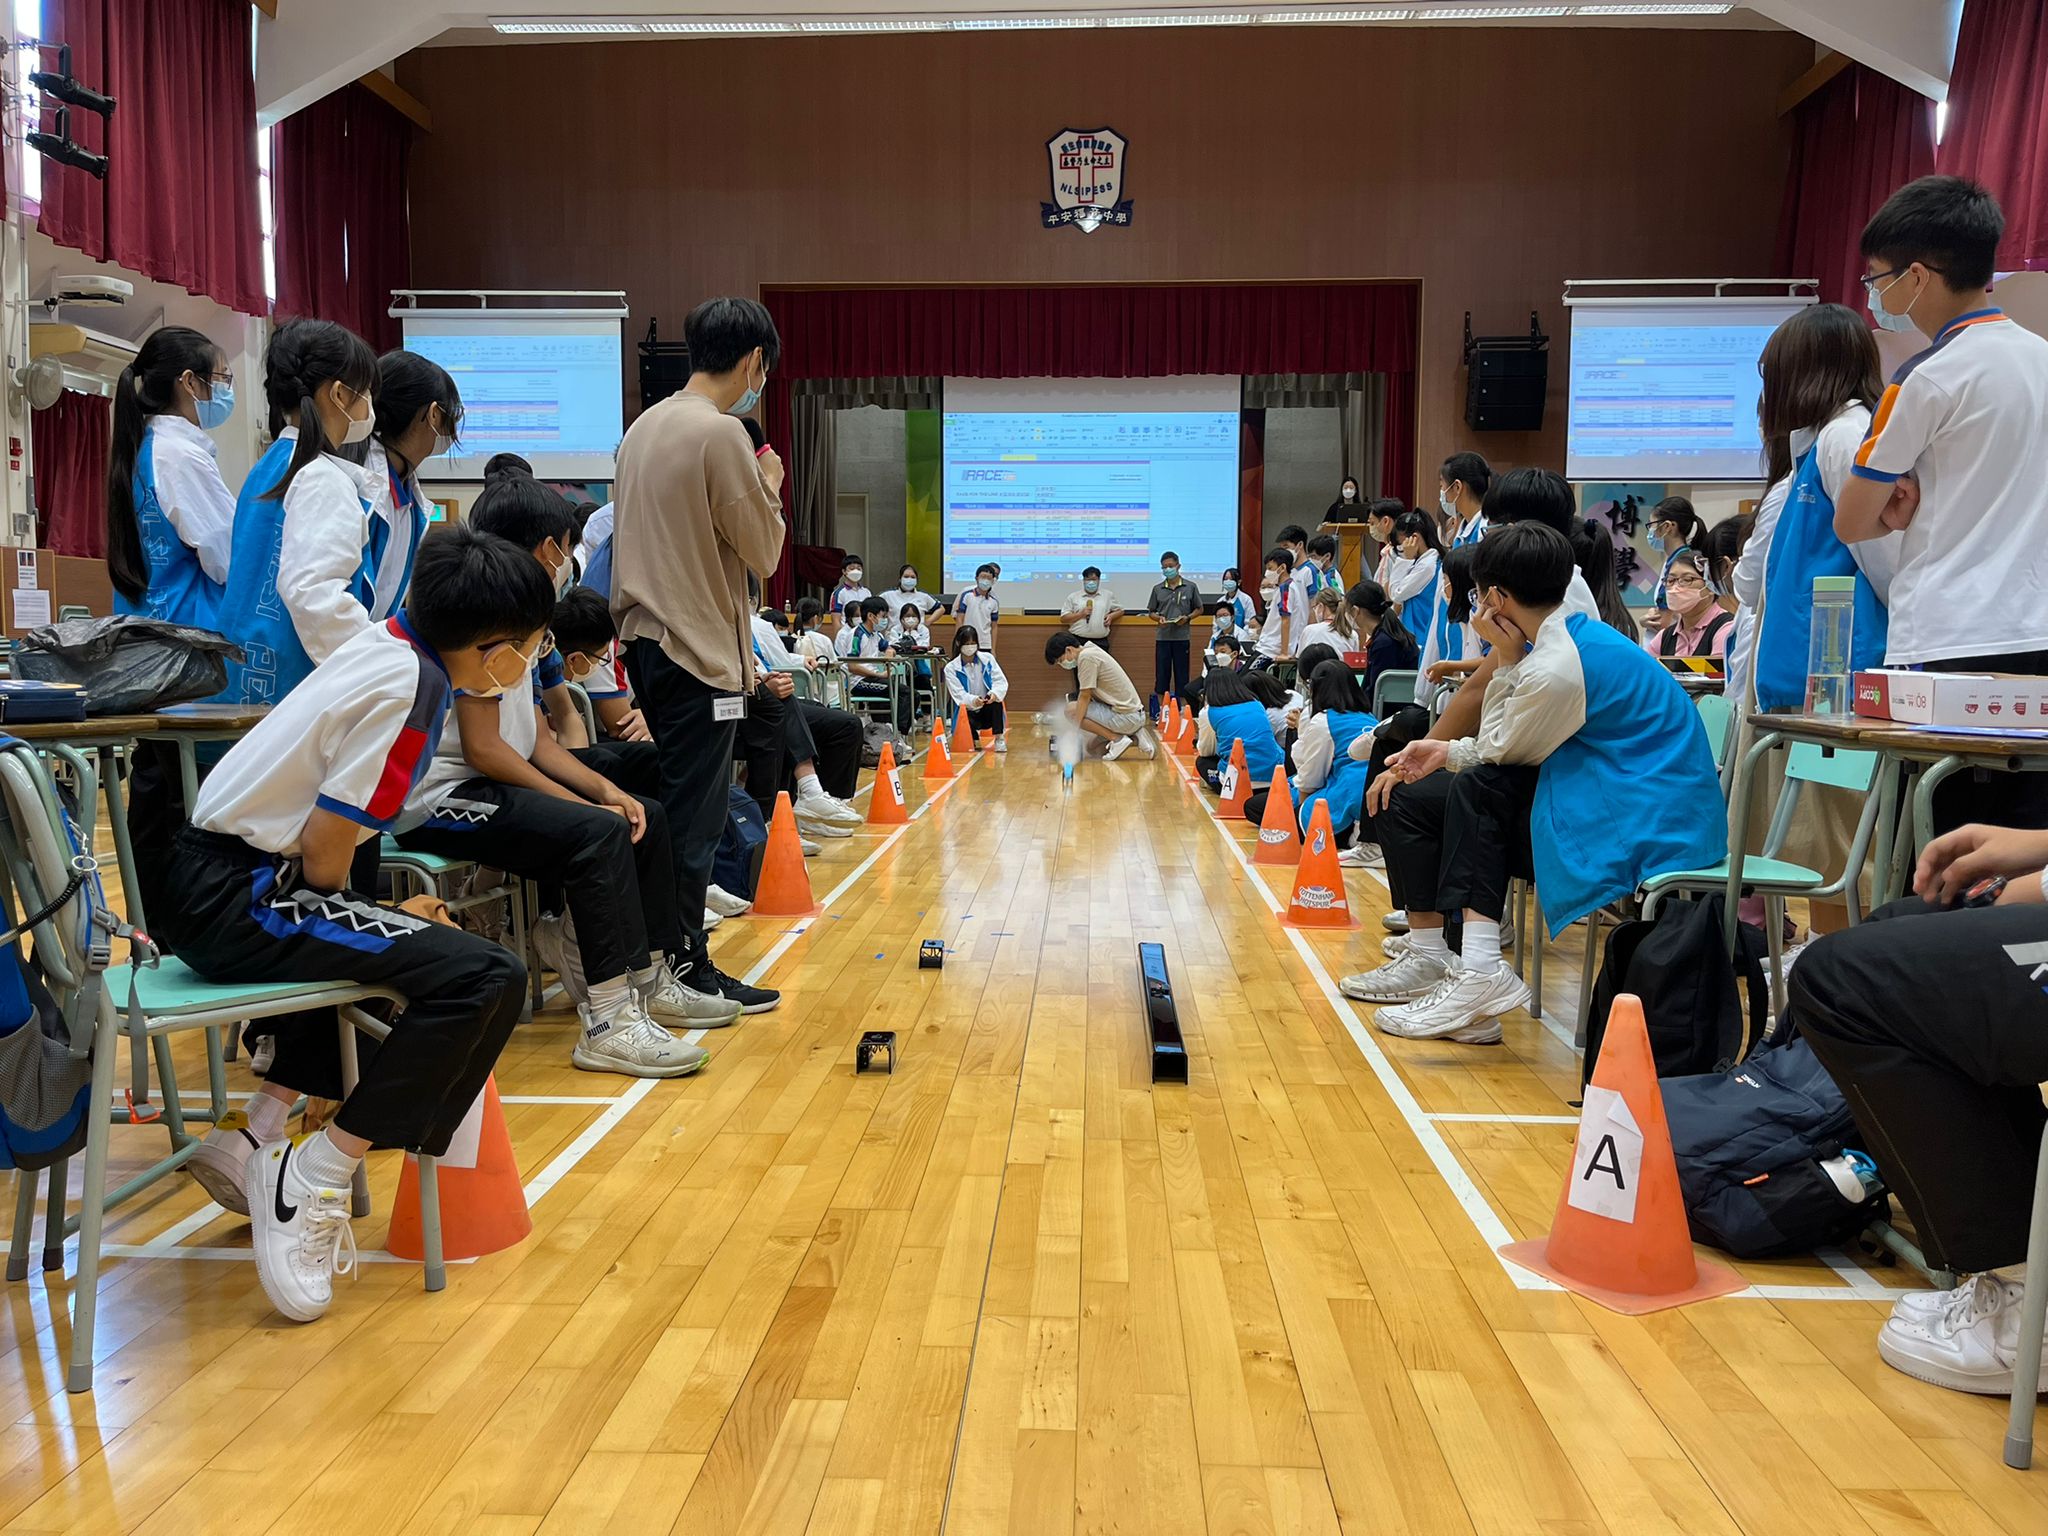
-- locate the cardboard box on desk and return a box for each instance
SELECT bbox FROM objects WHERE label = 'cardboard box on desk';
[1853,669,2048,728]
[3,549,114,639]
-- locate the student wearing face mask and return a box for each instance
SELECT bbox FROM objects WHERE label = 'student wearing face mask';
[1145,551,1201,719]
[895,564,938,617]
[1642,551,1731,661]
[1366,498,1404,587]
[1206,602,1244,670]
[943,625,1009,753]
[1252,549,1293,668]
[106,325,237,631]
[1327,475,1363,523]
[1643,496,1708,631]
[954,562,1001,650]
[396,471,741,1071]
[215,319,386,711]
[1217,566,1258,629]
[1061,565,1122,640]
[830,555,871,616]
[363,349,465,648]
[1384,510,1443,639]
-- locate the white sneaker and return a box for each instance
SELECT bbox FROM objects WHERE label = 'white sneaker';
[1103,735,1133,762]
[1337,843,1384,868]
[574,998,712,1077]
[1339,949,1450,1003]
[1381,934,1411,960]
[800,837,823,857]
[1889,1271,2019,1328]
[1374,966,1531,1044]
[531,910,589,1008]
[706,884,753,918]
[993,736,1008,754]
[703,906,723,930]
[637,963,742,1028]
[1135,726,1160,757]
[247,1138,357,1323]
[1878,1274,2048,1394]
[795,806,854,839]
[797,789,863,826]
[185,1118,261,1216]
[1382,909,1410,934]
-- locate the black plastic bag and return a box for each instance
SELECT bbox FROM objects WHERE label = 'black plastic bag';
[11,617,242,715]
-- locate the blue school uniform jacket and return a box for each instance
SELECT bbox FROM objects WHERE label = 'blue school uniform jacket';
[1297,709,1377,836]
[1755,445,1889,713]
[1207,699,1284,784]
[115,416,234,630]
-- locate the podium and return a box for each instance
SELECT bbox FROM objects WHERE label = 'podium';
[1319,522,1374,591]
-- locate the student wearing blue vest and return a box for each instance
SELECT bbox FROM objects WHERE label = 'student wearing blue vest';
[360,350,463,639]
[1340,524,1723,1043]
[1384,510,1442,642]
[215,321,378,707]
[1194,666,1284,792]
[1289,660,1379,840]
[942,624,1009,752]
[105,326,240,926]
[1217,567,1258,629]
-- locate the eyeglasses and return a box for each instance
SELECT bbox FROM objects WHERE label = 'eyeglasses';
[1859,267,1903,298]
[1665,575,1707,592]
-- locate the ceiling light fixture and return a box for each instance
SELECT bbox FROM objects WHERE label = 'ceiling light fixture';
[643,19,796,32]
[799,17,948,28]
[952,15,1097,27]
[1570,4,1732,15]
[1103,12,1257,24]
[491,20,646,33]
[1262,8,1415,19]
[1414,5,1570,17]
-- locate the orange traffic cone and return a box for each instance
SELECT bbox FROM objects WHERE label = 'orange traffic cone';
[1163,697,1181,744]
[1253,767,1300,865]
[1282,801,1360,929]
[386,1076,531,1262]
[1499,995,1746,1314]
[924,718,953,781]
[1175,704,1200,758]
[752,791,821,917]
[1215,740,1253,820]
[869,740,909,826]
[951,709,975,759]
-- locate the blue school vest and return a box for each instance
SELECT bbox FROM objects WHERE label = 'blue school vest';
[1399,583,1435,640]
[1430,574,1467,666]
[1208,699,1283,783]
[1298,709,1378,836]
[114,422,225,631]
[215,439,379,708]
[1532,614,1725,935]
[1755,447,1889,713]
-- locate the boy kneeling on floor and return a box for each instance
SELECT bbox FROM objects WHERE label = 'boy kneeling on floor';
[157,526,546,1324]
[1339,522,1722,1043]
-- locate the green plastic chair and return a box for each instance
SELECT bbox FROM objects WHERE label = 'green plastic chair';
[1372,669,1419,715]
[1694,691,1735,772]
[0,744,443,1394]
[379,837,538,1017]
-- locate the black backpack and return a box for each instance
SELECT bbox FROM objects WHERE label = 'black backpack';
[1584,893,1769,1088]
[1660,1037,1888,1259]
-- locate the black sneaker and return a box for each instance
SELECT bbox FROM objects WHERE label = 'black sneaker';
[698,959,781,1014]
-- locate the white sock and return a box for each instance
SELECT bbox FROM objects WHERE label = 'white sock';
[630,960,663,995]
[588,975,632,1028]
[295,1127,359,1190]
[796,771,824,799]
[246,1091,291,1143]
[1408,926,1449,958]
[1462,920,1503,975]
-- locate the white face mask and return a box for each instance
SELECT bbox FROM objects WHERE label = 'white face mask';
[547,546,574,599]
[432,432,455,458]
[846,569,863,586]
[1342,487,1356,501]
[1059,656,1077,671]
[337,385,375,446]
[977,577,993,593]
[961,643,979,660]
[1438,487,1457,519]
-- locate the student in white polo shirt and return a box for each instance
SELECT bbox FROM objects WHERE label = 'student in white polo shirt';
[1838,176,2048,831]
[1252,548,1295,669]
[155,527,544,1325]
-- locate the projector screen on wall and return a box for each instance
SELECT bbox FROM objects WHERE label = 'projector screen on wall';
[1565,298,1813,482]
[401,316,625,481]
[941,376,1241,613]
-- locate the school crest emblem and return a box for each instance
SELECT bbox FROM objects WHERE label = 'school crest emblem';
[1043,127,1132,233]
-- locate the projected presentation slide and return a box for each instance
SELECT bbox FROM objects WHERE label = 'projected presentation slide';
[942,377,1240,610]
[401,318,625,480]
[1566,300,1810,482]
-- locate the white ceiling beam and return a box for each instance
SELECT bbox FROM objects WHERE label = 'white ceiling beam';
[1745,0,1959,100]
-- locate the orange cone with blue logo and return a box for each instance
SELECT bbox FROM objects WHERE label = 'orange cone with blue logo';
[868,740,909,826]
[386,1076,531,1263]
[752,791,822,917]
[923,717,953,781]
[1253,767,1300,865]
[1282,801,1359,929]
[1499,994,1746,1314]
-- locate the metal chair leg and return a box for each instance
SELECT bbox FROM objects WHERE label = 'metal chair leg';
[2002,1121,2048,1468]
[1530,892,1545,1021]
[1575,909,1605,1052]
[336,1018,371,1220]
[6,1170,35,1282]
[417,1155,446,1293]
[41,1158,66,1272]
[66,1003,122,1393]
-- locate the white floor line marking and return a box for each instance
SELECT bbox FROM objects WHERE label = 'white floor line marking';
[136,1201,229,1256]
[500,1094,623,1106]
[1196,788,1896,1304]
[1813,1246,1896,1296]
[520,1077,660,1205]
[1426,1112,1582,1125]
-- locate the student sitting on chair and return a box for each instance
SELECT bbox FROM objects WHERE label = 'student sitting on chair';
[1194,666,1284,791]
[943,625,1009,754]
[1345,579,1421,704]
[1790,821,2048,1396]
[394,471,749,1066]
[1044,629,1157,761]
[792,598,846,707]
[1338,523,1723,1043]
[739,607,866,835]
[552,587,649,743]
[844,594,915,734]
[1298,587,1356,656]
[1204,617,1246,677]
[157,527,544,1324]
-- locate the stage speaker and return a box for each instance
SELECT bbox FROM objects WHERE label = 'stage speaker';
[639,319,692,408]
[1463,310,1550,432]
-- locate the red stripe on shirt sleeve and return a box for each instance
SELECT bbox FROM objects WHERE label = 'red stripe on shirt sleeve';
[365,723,429,822]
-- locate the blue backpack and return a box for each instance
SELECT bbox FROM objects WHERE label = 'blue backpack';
[711,785,771,900]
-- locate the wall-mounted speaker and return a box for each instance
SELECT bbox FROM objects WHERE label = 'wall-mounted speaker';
[1463,311,1549,432]
[639,319,691,408]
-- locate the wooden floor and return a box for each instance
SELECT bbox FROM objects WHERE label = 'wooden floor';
[2,728,2043,1534]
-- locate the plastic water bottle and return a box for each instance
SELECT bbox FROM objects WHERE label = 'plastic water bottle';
[1806,575,1856,715]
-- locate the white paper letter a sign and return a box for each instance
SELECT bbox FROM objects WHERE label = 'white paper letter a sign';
[1566,1086,1643,1224]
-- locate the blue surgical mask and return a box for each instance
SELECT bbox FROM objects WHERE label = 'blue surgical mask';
[1868,271,1921,334]
[1083,578,1099,593]
[1162,566,1179,579]
[194,378,234,431]
[1221,579,1237,595]
[729,355,764,416]
[1439,488,1456,519]
[1648,532,1666,554]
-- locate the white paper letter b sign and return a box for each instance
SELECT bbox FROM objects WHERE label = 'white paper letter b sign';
[1566,1085,1643,1224]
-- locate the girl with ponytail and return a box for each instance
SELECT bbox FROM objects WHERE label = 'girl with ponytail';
[214,319,386,708]
[1342,579,1421,701]
[105,326,236,625]
[361,349,465,632]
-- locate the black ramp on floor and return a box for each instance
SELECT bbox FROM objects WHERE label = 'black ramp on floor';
[1138,941,1188,1084]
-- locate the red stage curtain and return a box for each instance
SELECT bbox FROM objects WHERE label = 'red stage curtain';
[1776,63,1936,307]
[32,390,112,559]
[1380,370,1415,505]
[1941,0,2048,269]
[39,0,266,316]
[273,85,413,350]
[1238,411,1266,580]
[760,283,1420,600]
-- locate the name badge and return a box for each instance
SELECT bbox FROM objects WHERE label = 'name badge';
[713,695,747,722]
